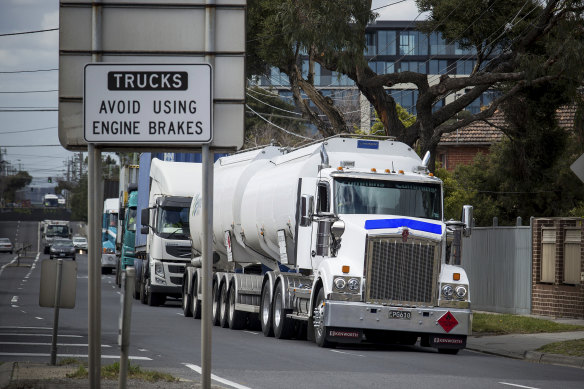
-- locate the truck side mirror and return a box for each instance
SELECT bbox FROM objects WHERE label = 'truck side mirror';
[141,208,149,227]
[300,195,314,227]
[462,205,473,237]
[140,226,149,235]
[119,207,125,221]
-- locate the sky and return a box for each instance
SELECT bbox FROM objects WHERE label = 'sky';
[0,0,423,184]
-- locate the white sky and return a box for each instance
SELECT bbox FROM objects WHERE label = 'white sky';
[0,0,423,182]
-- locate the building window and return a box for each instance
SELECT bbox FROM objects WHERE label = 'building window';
[270,67,290,87]
[389,89,418,115]
[541,228,556,283]
[399,31,428,56]
[429,59,449,75]
[375,61,395,74]
[399,61,426,73]
[429,32,453,55]
[455,42,476,55]
[378,30,396,55]
[365,33,376,56]
[563,229,581,285]
[456,60,474,75]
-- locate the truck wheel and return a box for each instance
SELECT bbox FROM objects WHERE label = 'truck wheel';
[182,280,192,317]
[211,282,220,326]
[273,282,294,339]
[140,277,148,304]
[260,284,274,337]
[192,278,201,320]
[219,282,229,328]
[228,284,245,330]
[313,288,335,348]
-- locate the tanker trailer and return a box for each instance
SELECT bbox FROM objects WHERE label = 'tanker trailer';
[183,135,473,353]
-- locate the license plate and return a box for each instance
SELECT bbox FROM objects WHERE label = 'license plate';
[388,310,411,320]
[59,253,65,256]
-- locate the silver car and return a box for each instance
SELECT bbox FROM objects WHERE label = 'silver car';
[0,238,13,254]
[72,236,88,251]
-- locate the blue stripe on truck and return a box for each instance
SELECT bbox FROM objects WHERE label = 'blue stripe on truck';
[364,218,442,234]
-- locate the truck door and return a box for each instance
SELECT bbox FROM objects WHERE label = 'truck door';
[295,178,317,269]
[311,181,331,269]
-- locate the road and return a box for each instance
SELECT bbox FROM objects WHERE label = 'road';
[1,220,584,389]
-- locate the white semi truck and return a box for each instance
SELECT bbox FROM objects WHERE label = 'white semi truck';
[182,135,473,352]
[136,157,201,306]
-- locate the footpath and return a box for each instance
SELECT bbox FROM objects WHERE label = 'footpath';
[1,317,583,388]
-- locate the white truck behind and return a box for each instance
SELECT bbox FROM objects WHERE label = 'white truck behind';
[136,158,201,306]
[183,135,473,352]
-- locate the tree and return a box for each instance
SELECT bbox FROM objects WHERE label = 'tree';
[0,171,32,204]
[70,174,88,222]
[248,0,584,171]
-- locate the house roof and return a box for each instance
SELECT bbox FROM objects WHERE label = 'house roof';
[438,105,578,145]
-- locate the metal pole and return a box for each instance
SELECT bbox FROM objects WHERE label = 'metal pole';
[90,1,103,387]
[202,1,215,388]
[50,258,63,365]
[201,146,214,389]
[118,267,135,389]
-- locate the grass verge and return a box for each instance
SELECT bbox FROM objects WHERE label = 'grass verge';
[472,313,584,335]
[536,339,584,357]
[65,360,178,382]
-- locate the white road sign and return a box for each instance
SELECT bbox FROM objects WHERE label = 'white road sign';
[570,153,584,183]
[84,63,212,144]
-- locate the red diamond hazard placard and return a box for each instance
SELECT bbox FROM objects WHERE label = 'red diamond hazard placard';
[437,311,458,333]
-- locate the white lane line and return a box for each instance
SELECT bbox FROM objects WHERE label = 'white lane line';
[11,305,19,309]
[330,349,365,357]
[499,383,541,389]
[0,342,112,347]
[35,317,43,320]
[11,296,19,304]
[242,331,259,335]
[0,333,83,338]
[0,258,18,277]
[0,353,151,360]
[183,363,252,389]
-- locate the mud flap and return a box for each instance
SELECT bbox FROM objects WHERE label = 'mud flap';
[429,334,467,349]
[326,327,363,343]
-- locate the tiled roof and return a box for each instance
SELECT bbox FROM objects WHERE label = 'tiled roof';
[439,105,578,145]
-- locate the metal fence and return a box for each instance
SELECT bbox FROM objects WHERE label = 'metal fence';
[461,222,532,315]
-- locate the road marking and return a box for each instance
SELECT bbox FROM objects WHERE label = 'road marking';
[35,317,43,320]
[499,383,541,389]
[0,333,83,337]
[0,353,151,360]
[0,342,112,347]
[11,296,19,304]
[242,331,259,335]
[0,258,18,278]
[330,349,365,357]
[183,363,252,389]
[11,305,19,309]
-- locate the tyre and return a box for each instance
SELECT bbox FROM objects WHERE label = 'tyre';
[211,282,220,326]
[313,288,335,348]
[140,277,148,304]
[192,277,201,320]
[260,284,274,337]
[49,255,53,259]
[219,282,229,328]
[147,278,164,306]
[182,279,193,317]
[227,284,245,330]
[273,282,294,339]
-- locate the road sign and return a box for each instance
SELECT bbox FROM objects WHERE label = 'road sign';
[84,63,212,144]
[570,153,584,183]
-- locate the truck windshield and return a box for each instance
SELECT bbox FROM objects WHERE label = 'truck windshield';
[126,208,137,232]
[46,225,69,237]
[106,213,118,228]
[44,198,58,207]
[157,206,189,239]
[334,177,442,220]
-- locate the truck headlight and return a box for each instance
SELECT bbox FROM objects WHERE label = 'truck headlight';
[442,284,454,299]
[334,277,346,290]
[154,262,164,278]
[455,285,468,299]
[347,278,360,291]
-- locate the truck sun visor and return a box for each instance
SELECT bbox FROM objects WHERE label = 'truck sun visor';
[364,218,442,234]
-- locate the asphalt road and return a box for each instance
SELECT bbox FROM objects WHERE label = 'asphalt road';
[1,220,584,389]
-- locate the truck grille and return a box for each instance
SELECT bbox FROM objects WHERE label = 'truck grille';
[365,236,439,306]
[165,244,191,259]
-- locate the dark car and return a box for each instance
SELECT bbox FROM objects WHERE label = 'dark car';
[0,238,13,254]
[49,238,76,260]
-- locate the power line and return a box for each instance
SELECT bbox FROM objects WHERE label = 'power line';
[2,145,62,147]
[0,89,57,94]
[0,28,58,37]
[0,109,58,112]
[0,126,57,135]
[0,68,58,74]
[246,104,313,140]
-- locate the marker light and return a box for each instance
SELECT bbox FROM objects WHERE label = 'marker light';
[342,265,350,273]
[429,173,434,177]
[453,273,461,281]
[398,170,404,174]
[385,169,391,173]
[337,167,343,171]
[371,168,377,172]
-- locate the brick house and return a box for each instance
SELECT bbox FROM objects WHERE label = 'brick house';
[436,105,578,171]
[531,218,584,319]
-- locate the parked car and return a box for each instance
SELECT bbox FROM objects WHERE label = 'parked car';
[49,238,76,260]
[72,236,88,251]
[0,238,13,254]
